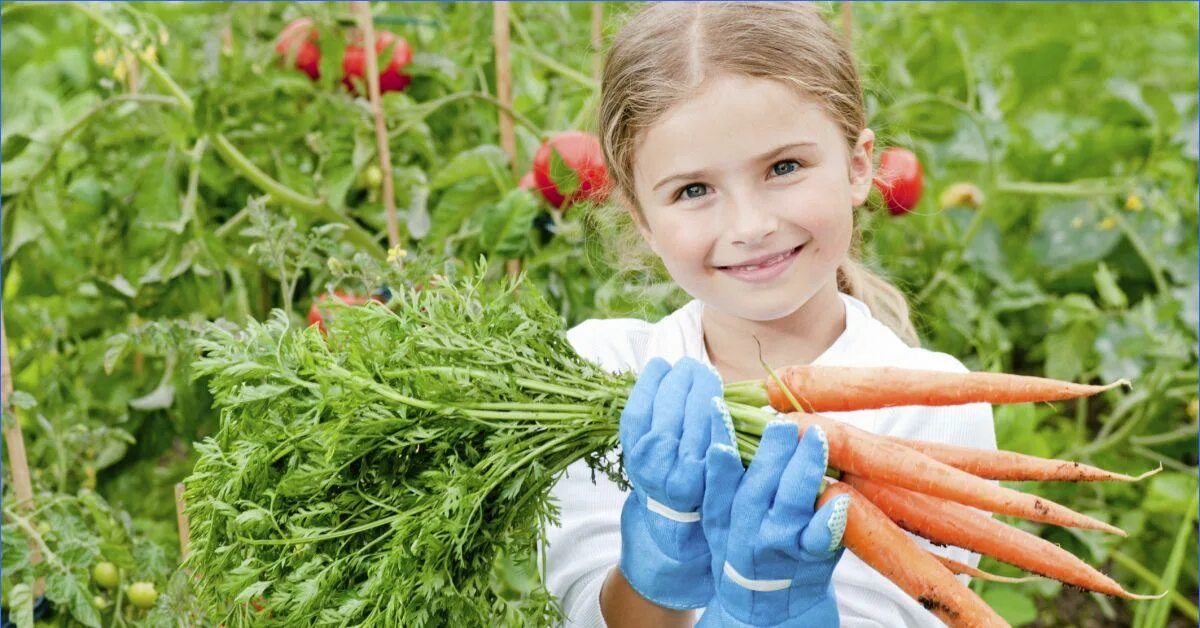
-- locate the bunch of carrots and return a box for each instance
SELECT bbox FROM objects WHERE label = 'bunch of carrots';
[721,365,1165,627]
[187,272,1165,626]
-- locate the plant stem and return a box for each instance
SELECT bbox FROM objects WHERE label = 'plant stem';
[1110,551,1200,622]
[209,134,383,257]
[70,3,194,114]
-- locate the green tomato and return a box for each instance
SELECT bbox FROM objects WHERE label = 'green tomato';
[359,164,383,188]
[126,582,158,609]
[92,595,109,609]
[92,562,120,589]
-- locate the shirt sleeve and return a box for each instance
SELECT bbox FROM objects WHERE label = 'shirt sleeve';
[543,319,642,627]
[543,456,627,627]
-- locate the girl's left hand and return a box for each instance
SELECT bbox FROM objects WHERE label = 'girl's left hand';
[699,421,849,627]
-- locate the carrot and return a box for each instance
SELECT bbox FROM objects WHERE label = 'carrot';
[842,474,1165,601]
[817,482,1008,628]
[890,437,1162,482]
[764,365,1129,413]
[929,552,1041,584]
[782,411,1126,536]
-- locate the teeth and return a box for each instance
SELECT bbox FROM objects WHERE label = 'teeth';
[733,248,792,271]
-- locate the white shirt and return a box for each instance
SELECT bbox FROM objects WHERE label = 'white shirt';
[544,294,997,627]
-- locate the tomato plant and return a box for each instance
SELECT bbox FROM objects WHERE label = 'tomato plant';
[874,146,924,216]
[532,131,610,209]
[275,17,321,80]
[342,29,413,93]
[0,3,1195,627]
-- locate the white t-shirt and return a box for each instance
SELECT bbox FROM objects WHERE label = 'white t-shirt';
[543,294,997,627]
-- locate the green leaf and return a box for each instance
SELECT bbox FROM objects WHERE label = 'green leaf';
[1030,201,1122,271]
[478,189,541,259]
[431,145,507,191]
[44,570,102,628]
[1043,321,1093,382]
[129,383,175,411]
[548,147,580,199]
[9,582,34,628]
[1093,262,1128,309]
[1,133,32,162]
[981,587,1038,626]
[103,333,131,375]
[1142,472,1198,515]
[8,390,37,410]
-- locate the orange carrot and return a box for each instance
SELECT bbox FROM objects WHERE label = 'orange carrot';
[929,552,1041,584]
[817,483,1008,628]
[784,411,1126,536]
[890,437,1162,482]
[764,365,1129,413]
[842,474,1164,600]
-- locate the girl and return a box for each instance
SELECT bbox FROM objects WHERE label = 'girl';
[545,3,996,627]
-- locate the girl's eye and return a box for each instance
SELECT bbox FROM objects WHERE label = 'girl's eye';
[676,183,708,200]
[771,160,801,177]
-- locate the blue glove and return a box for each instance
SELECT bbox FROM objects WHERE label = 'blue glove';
[698,421,850,627]
[618,357,729,609]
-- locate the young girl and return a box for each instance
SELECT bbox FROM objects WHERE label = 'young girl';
[545,4,996,627]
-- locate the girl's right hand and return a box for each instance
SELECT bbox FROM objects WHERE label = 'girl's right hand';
[699,422,850,627]
[617,356,727,610]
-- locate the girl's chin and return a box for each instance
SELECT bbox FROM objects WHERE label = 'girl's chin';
[702,290,809,323]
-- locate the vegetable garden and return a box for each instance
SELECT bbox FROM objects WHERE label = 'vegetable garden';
[1,2,1196,627]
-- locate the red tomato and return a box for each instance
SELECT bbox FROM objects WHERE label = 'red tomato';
[874,147,924,216]
[306,291,382,334]
[275,18,321,81]
[342,30,413,94]
[531,131,610,210]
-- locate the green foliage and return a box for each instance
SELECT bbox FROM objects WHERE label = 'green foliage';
[183,261,630,626]
[1,2,1196,626]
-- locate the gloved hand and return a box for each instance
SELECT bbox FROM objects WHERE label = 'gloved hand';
[699,421,850,627]
[618,356,728,609]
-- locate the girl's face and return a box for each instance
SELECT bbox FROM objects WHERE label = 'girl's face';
[629,74,875,322]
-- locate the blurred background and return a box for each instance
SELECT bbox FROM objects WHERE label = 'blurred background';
[1,2,1196,626]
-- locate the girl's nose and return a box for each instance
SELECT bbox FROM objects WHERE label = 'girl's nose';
[726,190,779,247]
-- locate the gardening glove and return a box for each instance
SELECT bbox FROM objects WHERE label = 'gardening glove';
[618,356,727,609]
[699,421,850,627]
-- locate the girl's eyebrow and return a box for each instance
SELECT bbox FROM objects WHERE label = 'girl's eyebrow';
[651,141,819,192]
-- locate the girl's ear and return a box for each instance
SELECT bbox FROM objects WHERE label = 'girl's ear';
[848,128,876,207]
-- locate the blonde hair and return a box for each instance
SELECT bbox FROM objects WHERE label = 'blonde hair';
[595,2,919,346]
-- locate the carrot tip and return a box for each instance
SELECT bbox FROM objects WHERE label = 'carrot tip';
[1126,590,1169,601]
[1130,462,1164,482]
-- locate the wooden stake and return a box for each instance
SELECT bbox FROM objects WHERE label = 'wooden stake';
[494,2,523,281]
[175,483,191,562]
[353,1,401,249]
[591,3,604,83]
[841,2,853,45]
[2,315,44,597]
[493,2,516,177]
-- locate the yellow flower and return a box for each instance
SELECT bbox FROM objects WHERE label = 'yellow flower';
[93,47,115,67]
[159,28,170,45]
[141,44,157,63]
[1124,194,1144,212]
[387,246,408,264]
[113,59,127,82]
[1098,216,1117,231]
[938,182,984,209]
